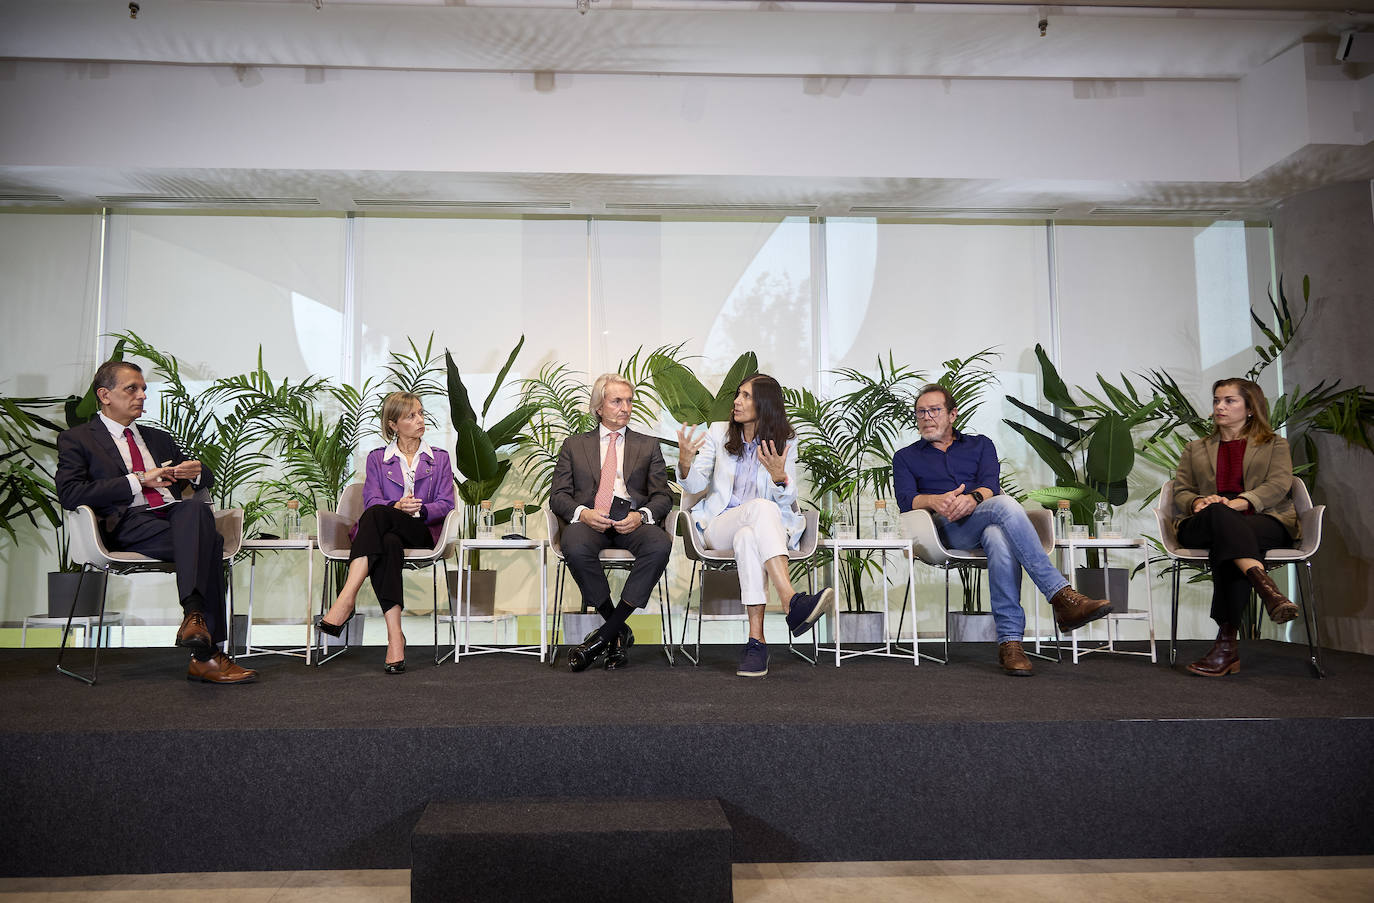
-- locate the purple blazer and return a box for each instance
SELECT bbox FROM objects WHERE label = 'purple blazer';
[361,444,456,546]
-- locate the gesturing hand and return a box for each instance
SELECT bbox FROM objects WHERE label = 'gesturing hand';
[757,439,787,485]
[932,483,975,520]
[676,424,706,473]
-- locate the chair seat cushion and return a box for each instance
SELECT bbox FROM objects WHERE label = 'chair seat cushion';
[598,549,636,561]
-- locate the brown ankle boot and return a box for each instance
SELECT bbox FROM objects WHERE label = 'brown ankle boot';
[1245,566,1299,624]
[1048,586,1113,632]
[1186,625,1240,677]
[997,640,1033,677]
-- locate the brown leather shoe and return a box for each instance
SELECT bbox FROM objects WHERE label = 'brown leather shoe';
[1186,626,1240,677]
[187,652,258,684]
[1245,566,1299,624]
[1049,586,1113,632]
[174,611,212,651]
[998,640,1034,676]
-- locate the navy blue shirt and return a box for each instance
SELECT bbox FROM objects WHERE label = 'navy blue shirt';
[892,431,1002,513]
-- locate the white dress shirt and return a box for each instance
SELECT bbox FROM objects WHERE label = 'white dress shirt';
[98,412,177,508]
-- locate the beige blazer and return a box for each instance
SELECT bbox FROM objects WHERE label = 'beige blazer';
[1172,434,1299,540]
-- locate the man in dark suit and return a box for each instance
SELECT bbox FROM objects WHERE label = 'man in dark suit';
[550,373,673,672]
[55,360,257,684]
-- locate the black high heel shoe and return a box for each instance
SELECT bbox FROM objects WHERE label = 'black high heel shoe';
[317,610,355,637]
[383,660,406,674]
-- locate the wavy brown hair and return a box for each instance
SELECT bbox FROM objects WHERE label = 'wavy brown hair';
[724,373,795,457]
[1211,377,1275,444]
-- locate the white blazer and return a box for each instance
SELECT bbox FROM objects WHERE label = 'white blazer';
[680,422,804,549]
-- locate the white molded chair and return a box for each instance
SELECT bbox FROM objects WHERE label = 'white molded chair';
[1153,479,1325,677]
[671,487,821,666]
[899,505,1055,664]
[544,506,675,667]
[316,483,460,666]
[57,494,243,685]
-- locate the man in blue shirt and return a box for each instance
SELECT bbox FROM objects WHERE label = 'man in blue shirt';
[893,384,1110,675]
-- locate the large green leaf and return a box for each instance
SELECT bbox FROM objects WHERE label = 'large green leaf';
[706,352,759,423]
[453,419,499,484]
[446,350,478,427]
[1003,419,1077,484]
[486,402,538,451]
[481,335,525,419]
[648,354,714,424]
[1033,344,1076,411]
[1005,396,1083,444]
[1085,411,1134,484]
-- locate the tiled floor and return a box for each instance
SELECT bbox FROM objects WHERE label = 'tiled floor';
[1,858,1371,902]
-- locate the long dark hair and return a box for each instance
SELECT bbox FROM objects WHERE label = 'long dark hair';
[724,373,795,457]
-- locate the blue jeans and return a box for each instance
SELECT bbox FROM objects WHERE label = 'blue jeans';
[938,495,1069,644]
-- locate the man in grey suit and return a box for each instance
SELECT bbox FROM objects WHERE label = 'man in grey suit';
[55,360,257,684]
[549,373,673,672]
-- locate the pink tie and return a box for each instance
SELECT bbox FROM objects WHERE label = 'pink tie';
[594,432,618,514]
[123,428,166,509]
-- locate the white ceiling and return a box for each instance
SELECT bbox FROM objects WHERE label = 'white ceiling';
[3,0,1374,217]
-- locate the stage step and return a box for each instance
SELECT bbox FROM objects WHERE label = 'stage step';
[410,797,734,903]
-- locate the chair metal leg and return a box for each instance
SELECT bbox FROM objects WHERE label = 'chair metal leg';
[1297,560,1325,679]
[1169,561,1182,666]
[56,566,108,686]
[678,563,702,666]
[313,560,349,667]
[548,563,567,668]
[658,574,675,666]
[432,561,456,666]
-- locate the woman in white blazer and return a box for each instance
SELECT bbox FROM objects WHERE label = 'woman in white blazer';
[677,373,834,678]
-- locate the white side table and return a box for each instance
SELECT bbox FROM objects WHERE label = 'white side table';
[813,537,918,667]
[451,538,548,662]
[22,613,124,649]
[1054,536,1156,663]
[240,537,316,664]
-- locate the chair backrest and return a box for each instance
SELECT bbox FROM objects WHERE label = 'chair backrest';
[544,505,564,557]
[1289,477,1325,557]
[66,506,114,568]
[336,483,366,523]
[900,508,953,567]
[1153,481,1186,555]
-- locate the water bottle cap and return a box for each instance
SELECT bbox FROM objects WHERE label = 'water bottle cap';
[1058,500,1071,509]
[480,500,492,509]
[287,499,299,510]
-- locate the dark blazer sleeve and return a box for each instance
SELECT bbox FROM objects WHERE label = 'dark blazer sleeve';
[639,438,672,526]
[56,425,136,514]
[548,436,583,525]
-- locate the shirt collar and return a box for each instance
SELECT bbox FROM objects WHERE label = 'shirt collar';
[599,424,627,441]
[99,412,137,439]
[915,428,964,450]
[382,439,434,464]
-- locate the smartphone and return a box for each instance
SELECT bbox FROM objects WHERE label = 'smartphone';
[608,496,632,522]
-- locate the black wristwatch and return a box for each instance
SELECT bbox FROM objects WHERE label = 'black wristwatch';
[966,489,985,505]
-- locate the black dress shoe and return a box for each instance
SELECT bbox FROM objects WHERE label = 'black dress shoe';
[383,660,406,674]
[605,632,629,670]
[317,610,355,638]
[569,634,611,672]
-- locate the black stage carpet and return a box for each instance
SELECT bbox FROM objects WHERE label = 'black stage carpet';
[2,640,1372,877]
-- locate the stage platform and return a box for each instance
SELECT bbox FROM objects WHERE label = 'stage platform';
[2,639,1372,878]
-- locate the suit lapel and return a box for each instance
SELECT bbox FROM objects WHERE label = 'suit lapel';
[1242,437,1266,488]
[1202,435,1219,491]
[619,428,642,485]
[90,421,130,474]
[578,430,602,487]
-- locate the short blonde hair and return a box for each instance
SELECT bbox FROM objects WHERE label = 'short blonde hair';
[380,391,423,442]
[588,373,634,418]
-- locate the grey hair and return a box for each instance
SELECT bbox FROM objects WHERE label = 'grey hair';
[588,373,634,416]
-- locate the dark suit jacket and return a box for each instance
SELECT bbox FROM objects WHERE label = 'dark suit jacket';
[56,418,213,536]
[1173,433,1298,540]
[548,427,672,528]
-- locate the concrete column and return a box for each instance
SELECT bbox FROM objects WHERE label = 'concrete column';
[1271,181,1374,654]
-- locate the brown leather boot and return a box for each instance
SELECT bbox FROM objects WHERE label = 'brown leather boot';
[1186,625,1240,677]
[1245,566,1299,624]
[997,640,1033,676]
[1048,586,1113,632]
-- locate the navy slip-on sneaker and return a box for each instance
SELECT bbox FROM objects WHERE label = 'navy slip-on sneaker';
[785,587,835,637]
[736,638,769,677]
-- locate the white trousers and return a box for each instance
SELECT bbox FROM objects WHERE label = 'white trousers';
[702,498,790,606]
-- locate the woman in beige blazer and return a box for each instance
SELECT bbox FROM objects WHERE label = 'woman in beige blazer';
[1172,378,1301,677]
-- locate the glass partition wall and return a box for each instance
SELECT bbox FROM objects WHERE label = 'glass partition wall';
[0,210,1276,647]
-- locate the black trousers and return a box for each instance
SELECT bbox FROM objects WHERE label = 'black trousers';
[349,504,434,612]
[562,521,671,609]
[109,501,227,644]
[1177,504,1292,626]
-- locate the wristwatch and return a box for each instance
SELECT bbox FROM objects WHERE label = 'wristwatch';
[966,488,985,505]
[132,470,145,484]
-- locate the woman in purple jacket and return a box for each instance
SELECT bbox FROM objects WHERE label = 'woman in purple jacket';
[318,391,455,673]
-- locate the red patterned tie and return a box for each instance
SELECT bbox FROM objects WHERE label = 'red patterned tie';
[594,432,618,514]
[123,428,166,509]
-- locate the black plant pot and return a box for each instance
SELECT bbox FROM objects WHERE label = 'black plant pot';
[47,571,106,618]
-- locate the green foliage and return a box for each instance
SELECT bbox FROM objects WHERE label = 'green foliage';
[648,347,758,425]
